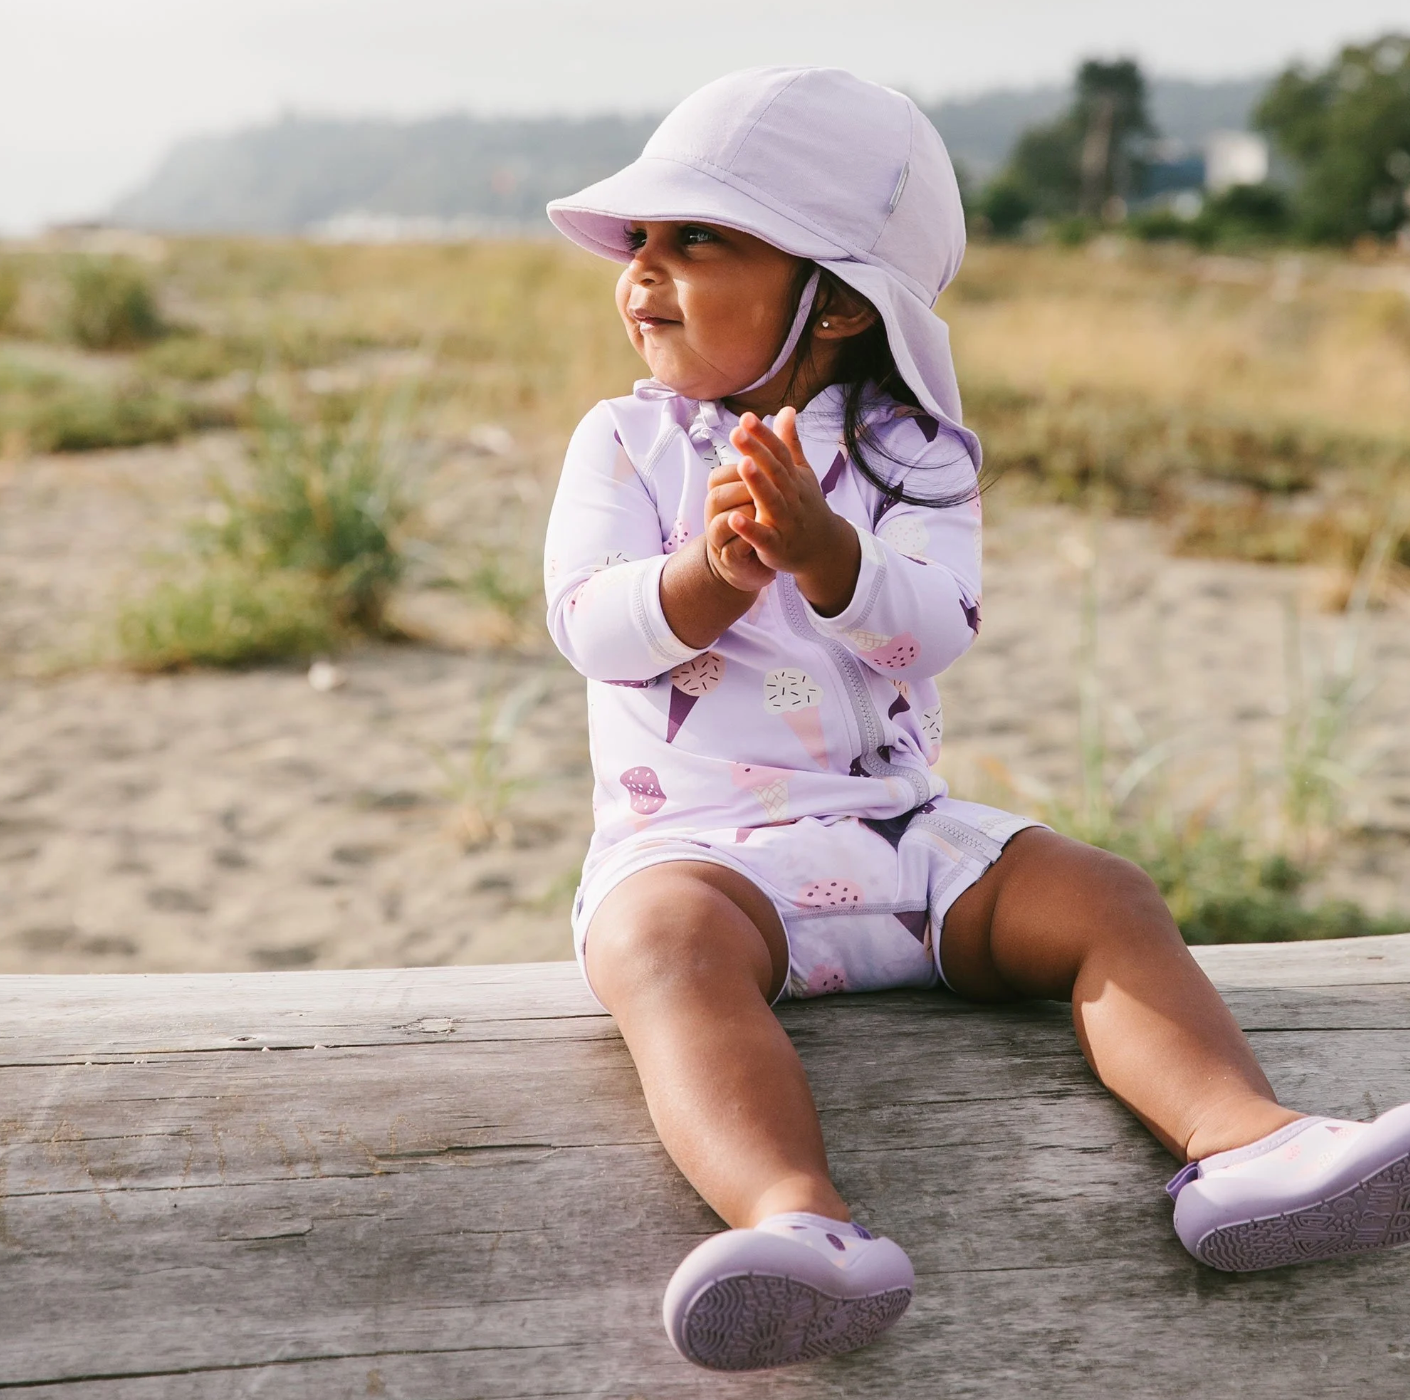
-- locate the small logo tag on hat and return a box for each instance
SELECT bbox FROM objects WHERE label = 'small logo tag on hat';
[888,162,911,213]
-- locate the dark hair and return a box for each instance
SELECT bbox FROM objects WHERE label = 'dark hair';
[784,265,979,518]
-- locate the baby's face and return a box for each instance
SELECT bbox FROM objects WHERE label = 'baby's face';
[615,221,802,401]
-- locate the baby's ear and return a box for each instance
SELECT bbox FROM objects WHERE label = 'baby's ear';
[816,282,879,338]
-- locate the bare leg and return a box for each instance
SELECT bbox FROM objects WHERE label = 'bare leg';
[586,860,849,1228]
[941,829,1303,1162]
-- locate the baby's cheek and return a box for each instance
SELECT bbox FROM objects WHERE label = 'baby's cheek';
[613,268,633,317]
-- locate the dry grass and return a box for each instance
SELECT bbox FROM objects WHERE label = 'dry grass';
[151,238,638,434]
[941,242,1410,579]
[941,242,1410,437]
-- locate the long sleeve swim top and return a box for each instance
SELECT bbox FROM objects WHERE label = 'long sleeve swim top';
[544,379,983,861]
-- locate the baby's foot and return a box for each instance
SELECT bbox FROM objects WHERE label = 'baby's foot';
[1167,1104,1410,1271]
[662,1211,914,1371]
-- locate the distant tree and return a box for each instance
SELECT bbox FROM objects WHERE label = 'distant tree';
[1256,33,1410,243]
[981,59,1155,230]
[1130,183,1291,249]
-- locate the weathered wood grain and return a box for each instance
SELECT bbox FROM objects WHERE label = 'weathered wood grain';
[2,939,1409,1397]
[1191,932,1410,988]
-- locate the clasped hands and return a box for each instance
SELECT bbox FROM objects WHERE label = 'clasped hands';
[703,407,860,617]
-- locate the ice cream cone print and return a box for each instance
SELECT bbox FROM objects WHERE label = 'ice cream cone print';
[755,777,788,820]
[730,762,792,822]
[664,518,690,553]
[801,964,847,997]
[878,515,930,560]
[921,702,943,759]
[665,651,725,742]
[620,766,666,815]
[818,450,847,497]
[844,627,890,653]
[797,879,863,908]
[888,680,911,719]
[763,668,828,768]
[662,654,721,744]
[893,909,929,943]
[610,431,636,482]
[863,632,920,670]
[782,707,828,767]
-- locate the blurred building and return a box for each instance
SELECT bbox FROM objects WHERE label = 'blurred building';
[1204,130,1270,192]
[1137,128,1272,215]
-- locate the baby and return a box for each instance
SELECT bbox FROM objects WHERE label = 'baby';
[542,66,1410,1373]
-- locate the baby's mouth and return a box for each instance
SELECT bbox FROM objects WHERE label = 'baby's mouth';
[631,308,680,333]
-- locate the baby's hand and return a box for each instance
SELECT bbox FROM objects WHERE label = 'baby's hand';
[727,408,860,615]
[704,459,776,594]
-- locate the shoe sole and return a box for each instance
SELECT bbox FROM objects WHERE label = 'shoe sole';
[680,1272,912,1371]
[1194,1150,1410,1271]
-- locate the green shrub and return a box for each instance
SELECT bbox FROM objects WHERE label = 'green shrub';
[117,566,339,670]
[1199,184,1292,245]
[1052,216,1095,247]
[1056,812,1408,944]
[1180,891,1406,944]
[27,382,190,452]
[977,183,1034,238]
[201,401,411,630]
[1130,187,1292,249]
[1129,206,1212,246]
[64,257,165,349]
[139,333,233,382]
[113,393,416,670]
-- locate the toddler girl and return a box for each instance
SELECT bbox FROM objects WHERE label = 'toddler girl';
[542,66,1410,1373]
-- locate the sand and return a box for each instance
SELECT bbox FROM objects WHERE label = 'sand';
[1,438,1406,975]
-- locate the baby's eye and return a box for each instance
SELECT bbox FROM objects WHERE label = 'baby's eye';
[679,225,718,247]
[625,226,647,251]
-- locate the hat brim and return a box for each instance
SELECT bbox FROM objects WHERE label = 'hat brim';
[548,155,847,264]
[548,157,980,467]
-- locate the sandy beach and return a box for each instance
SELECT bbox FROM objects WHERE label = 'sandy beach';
[3,431,1406,975]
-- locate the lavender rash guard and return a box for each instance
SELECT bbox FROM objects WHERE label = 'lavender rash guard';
[544,379,984,887]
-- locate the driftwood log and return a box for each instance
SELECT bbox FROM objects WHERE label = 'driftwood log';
[2,935,1410,1398]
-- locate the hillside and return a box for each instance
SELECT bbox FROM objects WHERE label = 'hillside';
[109,77,1267,236]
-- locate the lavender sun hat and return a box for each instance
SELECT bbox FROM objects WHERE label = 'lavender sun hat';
[546,65,979,463]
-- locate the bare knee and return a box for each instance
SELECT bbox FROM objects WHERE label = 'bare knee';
[1071,842,1176,929]
[585,863,782,1011]
[959,830,1183,998]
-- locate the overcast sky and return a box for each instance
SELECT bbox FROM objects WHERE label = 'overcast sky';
[4,0,1408,234]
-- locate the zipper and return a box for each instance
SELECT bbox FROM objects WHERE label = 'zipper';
[694,401,930,808]
[778,577,933,810]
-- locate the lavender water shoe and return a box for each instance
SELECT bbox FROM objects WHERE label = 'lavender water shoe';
[1168,1104,1410,1271]
[662,1212,914,1371]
